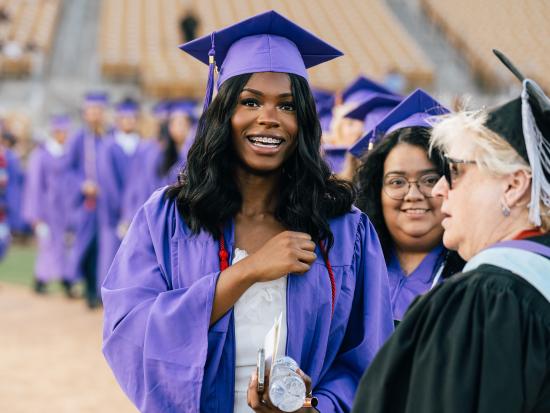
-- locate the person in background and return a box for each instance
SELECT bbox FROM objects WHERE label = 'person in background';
[352,51,550,413]
[324,76,400,174]
[311,88,335,136]
[22,114,76,296]
[95,98,142,284]
[0,144,22,260]
[65,92,111,309]
[0,129,26,237]
[353,89,464,325]
[121,100,196,227]
[102,11,393,412]
[151,100,171,133]
[179,7,199,42]
[338,94,402,181]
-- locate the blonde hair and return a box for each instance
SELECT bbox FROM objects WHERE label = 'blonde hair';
[429,109,550,230]
[327,103,361,145]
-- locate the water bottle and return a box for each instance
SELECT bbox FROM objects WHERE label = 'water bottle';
[269,356,306,412]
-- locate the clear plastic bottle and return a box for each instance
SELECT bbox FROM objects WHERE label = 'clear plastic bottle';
[269,356,306,412]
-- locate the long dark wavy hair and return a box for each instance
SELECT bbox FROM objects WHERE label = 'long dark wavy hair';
[166,73,355,249]
[354,127,464,277]
[156,121,177,177]
[157,114,194,177]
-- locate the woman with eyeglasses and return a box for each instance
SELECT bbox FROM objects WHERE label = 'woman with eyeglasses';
[354,90,465,325]
[352,51,550,413]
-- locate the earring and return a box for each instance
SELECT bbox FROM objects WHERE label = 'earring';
[500,199,511,217]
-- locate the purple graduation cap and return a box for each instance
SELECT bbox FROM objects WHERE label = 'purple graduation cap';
[179,10,343,112]
[341,75,398,105]
[169,99,197,122]
[344,93,403,133]
[83,91,109,107]
[115,98,140,117]
[349,89,449,158]
[50,114,71,132]
[152,100,171,121]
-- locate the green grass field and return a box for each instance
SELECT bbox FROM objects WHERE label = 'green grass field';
[0,244,36,286]
[0,243,76,294]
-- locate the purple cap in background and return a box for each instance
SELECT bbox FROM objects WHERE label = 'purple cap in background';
[341,76,398,105]
[349,89,449,158]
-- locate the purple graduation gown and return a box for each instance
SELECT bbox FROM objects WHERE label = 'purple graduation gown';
[0,148,22,259]
[121,135,194,225]
[387,244,445,321]
[102,188,394,413]
[65,127,126,287]
[4,148,25,232]
[22,143,71,281]
[322,144,348,174]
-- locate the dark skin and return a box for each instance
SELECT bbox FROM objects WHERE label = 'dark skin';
[209,72,317,412]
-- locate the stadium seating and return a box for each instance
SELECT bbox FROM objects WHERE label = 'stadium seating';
[99,0,434,98]
[422,0,550,92]
[0,0,62,77]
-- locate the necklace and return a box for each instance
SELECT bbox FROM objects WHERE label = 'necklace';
[218,232,336,315]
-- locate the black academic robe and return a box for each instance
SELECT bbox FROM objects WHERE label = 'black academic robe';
[352,234,550,413]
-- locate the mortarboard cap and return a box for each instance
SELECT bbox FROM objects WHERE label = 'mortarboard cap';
[153,100,171,120]
[312,88,335,111]
[179,10,343,112]
[344,93,402,133]
[485,49,550,226]
[115,98,140,116]
[50,114,71,131]
[169,100,197,121]
[342,76,398,105]
[349,89,449,158]
[84,91,109,107]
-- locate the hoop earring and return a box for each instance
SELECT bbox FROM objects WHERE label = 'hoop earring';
[500,199,511,217]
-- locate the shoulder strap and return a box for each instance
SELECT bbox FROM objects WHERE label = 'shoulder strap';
[463,247,550,303]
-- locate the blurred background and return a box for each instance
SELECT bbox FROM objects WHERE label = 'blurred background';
[0,0,548,412]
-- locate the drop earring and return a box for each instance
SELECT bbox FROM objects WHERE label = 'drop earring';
[500,199,511,217]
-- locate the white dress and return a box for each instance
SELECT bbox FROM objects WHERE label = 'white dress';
[232,248,288,413]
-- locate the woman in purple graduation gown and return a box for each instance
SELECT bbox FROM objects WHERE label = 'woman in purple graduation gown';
[120,102,196,228]
[354,90,464,325]
[22,115,76,295]
[102,11,393,413]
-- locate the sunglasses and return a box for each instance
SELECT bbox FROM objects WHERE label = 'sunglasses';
[443,155,476,189]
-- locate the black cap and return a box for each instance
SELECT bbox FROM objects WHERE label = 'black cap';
[485,50,550,163]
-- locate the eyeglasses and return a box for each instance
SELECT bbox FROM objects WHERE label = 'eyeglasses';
[443,155,476,189]
[383,173,441,200]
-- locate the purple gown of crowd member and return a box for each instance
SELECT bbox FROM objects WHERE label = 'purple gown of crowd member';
[0,146,24,258]
[65,92,117,308]
[387,244,445,320]
[353,89,464,323]
[22,115,75,290]
[103,11,393,412]
[0,147,21,259]
[3,147,25,234]
[92,99,143,289]
[121,102,196,225]
[323,77,401,173]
